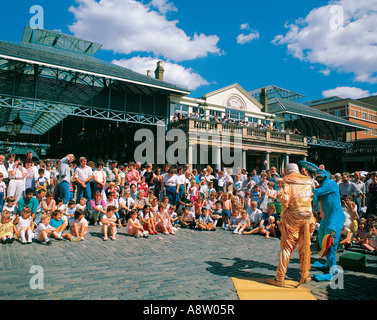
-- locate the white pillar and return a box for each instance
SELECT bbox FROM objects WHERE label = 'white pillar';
[188,144,194,170]
[213,146,221,171]
[242,150,247,170]
[264,152,270,170]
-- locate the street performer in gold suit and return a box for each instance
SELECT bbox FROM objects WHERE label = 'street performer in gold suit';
[265,163,316,287]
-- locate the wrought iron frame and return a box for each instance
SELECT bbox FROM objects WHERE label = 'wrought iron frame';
[306,137,354,149]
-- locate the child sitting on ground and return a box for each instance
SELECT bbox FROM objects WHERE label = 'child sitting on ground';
[265,216,277,239]
[3,196,18,223]
[228,205,241,231]
[0,211,16,244]
[139,204,157,235]
[233,209,250,234]
[65,199,76,221]
[197,208,216,231]
[70,209,88,241]
[168,205,179,227]
[36,169,49,192]
[362,221,377,254]
[209,201,223,227]
[353,218,367,245]
[34,214,61,245]
[100,205,117,241]
[156,202,174,235]
[76,197,88,218]
[179,208,196,229]
[14,206,33,244]
[127,209,148,238]
[50,210,80,241]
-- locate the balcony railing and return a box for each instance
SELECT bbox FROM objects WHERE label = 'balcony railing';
[170,118,307,147]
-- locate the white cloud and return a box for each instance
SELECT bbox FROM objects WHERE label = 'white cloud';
[240,23,250,30]
[68,0,222,62]
[237,23,259,45]
[149,0,177,14]
[319,69,330,76]
[237,32,259,44]
[322,86,371,99]
[272,0,377,83]
[112,56,209,91]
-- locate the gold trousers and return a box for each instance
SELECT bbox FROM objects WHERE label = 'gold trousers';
[276,211,315,282]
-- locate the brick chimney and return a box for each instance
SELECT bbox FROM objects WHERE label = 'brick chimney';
[260,87,268,112]
[147,70,151,77]
[154,61,165,81]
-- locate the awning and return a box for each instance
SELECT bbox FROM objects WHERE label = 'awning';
[267,97,368,138]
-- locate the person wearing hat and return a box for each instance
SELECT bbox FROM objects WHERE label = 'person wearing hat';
[265,163,316,287]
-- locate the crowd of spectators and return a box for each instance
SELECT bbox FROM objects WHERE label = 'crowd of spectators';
[172,111,301,134]
[0,150,376,254]
[171,111,302,135]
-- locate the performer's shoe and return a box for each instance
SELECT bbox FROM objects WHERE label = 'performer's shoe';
[264,278,285,287]
[304,276,312,284]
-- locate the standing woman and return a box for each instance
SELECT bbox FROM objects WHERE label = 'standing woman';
[7,158,26,203]
[153,167,164,200]
[176,167,186,204]
[366,171,377,218]
[93,161,106,197]
[162,168,179,206]
[24,159,36,195]
[126,161,140,186]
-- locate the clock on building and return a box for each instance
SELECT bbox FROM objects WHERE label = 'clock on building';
[225,95,245,110]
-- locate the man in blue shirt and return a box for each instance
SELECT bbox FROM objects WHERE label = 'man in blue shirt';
[17,188,38,221]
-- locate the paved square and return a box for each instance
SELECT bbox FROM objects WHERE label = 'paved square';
[0,226,376,300]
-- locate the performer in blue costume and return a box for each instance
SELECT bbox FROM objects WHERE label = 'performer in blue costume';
[299,161,345,281]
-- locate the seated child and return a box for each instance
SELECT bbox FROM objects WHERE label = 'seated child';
[76,197,88,217]
[70,209,88,241]
[362,221,377,254]
[127,209,148,238]
[139,204,157,235]
[248,203,277,238]
[34,214,60,245]
[209,201,223,227]
[0,211,16,244]
[50,209,80,241]
[3,196,18,223]
[100,205,117,241]
[36,169,49,192]
[265,216,277,239]
[168,205,179,227]
[233,210,250,234]
[65,199,76,221]
[197,208,215,231]
[228,206,241,231]
[251,185,262,208]
[179,208,196,229]
[353,218,367,245]
[155,202,174,235]
[245,201,262,232]
[14,206,33,244]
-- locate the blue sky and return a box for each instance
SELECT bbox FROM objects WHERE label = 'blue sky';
[2,0,377,102]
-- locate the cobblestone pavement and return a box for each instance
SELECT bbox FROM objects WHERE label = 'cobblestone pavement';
[0,226,376,300]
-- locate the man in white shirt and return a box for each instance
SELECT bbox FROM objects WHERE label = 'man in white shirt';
[74,157,93,204]
[162,168,180,206]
